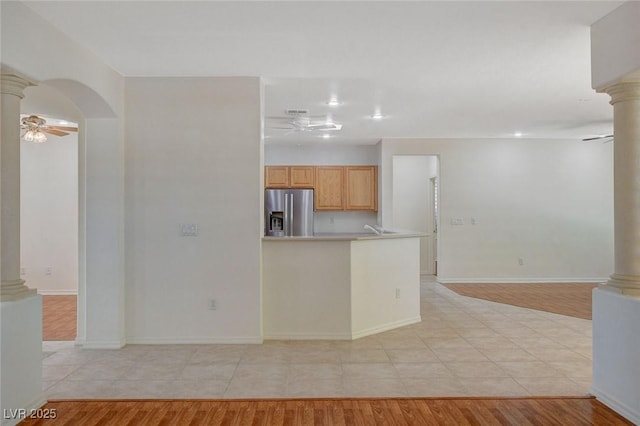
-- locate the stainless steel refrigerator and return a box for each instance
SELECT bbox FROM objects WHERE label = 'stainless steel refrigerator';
[265,189,314,237]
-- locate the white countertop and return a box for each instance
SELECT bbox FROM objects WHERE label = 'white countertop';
[262,231,424,241]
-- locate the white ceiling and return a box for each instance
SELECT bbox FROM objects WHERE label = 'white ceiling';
[22,1,623,145]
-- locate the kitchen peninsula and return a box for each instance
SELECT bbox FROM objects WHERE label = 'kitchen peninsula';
[262,232,422,340]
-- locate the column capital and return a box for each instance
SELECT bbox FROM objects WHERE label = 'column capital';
[1,66,37,98]
[602,81,640,105]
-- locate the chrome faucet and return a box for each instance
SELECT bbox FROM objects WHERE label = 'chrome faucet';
[364,224,382,235]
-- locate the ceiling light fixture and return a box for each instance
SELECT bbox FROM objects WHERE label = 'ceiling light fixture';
[372,113,385,120]
[514,131,523,137]
[322,134,331,139]
[327,98,341,107]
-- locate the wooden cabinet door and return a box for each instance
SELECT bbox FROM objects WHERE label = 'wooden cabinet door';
[265,166,289,188]
[315,167,344,210]
[290,166,315,188]
[345,166,377,211]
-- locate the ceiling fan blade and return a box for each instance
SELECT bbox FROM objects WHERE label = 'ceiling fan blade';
[582,134,613,141]
[43,129,70,137]
[48,125,78,132]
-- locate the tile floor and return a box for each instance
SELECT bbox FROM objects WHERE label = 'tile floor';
[43,277,592,399]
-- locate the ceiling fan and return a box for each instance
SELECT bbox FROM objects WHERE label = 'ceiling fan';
[21,115,78,143]
[582,134,613,143]
[266,109,342,133]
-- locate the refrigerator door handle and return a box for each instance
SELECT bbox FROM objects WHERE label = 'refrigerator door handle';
[289,193,294,231]
[284,192,289,235]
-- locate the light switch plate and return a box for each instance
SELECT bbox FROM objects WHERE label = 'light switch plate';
[181,224,198,236]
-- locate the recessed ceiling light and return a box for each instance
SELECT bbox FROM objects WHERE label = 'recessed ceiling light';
[322,134,331,139]
[371,113,385,120]
[327,98,341,107]
[514,132,523,137]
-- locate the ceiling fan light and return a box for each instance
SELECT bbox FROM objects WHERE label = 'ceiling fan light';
[33,131,47,143]
[23,130,36,142]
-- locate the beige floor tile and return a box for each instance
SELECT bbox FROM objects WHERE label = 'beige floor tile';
[454,328,501,338]
[509,336,560,349]
[393,362,454,378]
[402,377,467,397]
[180,363,238,381]
[287,378,344,397]
[47,380,116,399]
[444,361,508,378]
[160,379,228,398]
[385,349,440,363]
[287,363,343,380]
[524,347,590,362]
[431,347,489,362]
[342,378,407,397]
[464,337,520,350]
[496,361,561,378]
[478,347,538,362]
[224,378,287,398]
[458,377,529,397]
[42,365,79,381]
[122,363,185,380]
[514,377,591,396]
[377,336,427,349]
[65,364,132,381]
[339,348,390,363]
[233,363,288,380]
[342,363,399,379]
[548,360,592,379]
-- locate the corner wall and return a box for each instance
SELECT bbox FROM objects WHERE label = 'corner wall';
[381,138,613,282]
[124,77,263,343]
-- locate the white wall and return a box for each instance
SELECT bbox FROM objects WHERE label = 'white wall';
[21,132,78,295]
[382,138,614,282]
[125,77,263,343]
[392,155,438,274]
[265,144,379,232]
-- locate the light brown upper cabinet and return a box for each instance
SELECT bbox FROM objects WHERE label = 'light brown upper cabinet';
[265,166,289,188]
[265,166,315,188]
[315,166,344,210]
[289,166,315,188]
[345,166,377,211]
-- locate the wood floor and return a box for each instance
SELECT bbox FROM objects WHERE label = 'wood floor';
[19,397,630,425]
[443,283,597,320]
[42,295,76,341]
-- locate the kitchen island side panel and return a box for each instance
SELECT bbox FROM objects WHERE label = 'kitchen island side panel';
[350,237,422,337]
[262,240,352,339]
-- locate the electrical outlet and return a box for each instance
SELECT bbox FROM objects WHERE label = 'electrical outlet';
[45,267,53,275]
[395,288,401,299]
[518,258,524,266]
[208,299,217,310]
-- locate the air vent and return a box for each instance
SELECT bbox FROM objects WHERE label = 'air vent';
[285,109,309,116]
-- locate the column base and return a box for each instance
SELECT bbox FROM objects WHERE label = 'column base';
[0,279,37,301]
[604,274,640,297]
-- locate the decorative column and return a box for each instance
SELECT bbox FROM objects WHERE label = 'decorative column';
[603,80,640,296]
[1,67,36,301]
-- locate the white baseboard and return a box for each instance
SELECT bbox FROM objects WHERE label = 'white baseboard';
[351,316,422,340]
[263,332,353,340]
[590,386,640,425]
[436,277,608,284]
[125,336,263,345]
[37,289,78,296]
[1,393,47,426]
[78,339,126,349]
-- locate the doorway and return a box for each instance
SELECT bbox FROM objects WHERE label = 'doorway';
[21,86,81,342]
[391,155,439,276]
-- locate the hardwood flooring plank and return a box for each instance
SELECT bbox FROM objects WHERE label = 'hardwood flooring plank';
[20,397,633,426]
